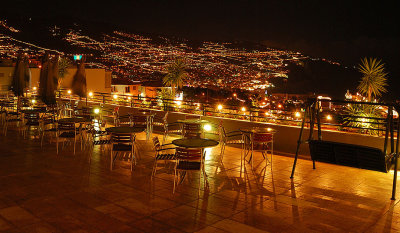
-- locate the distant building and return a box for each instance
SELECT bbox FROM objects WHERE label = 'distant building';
[111,79,168,98]
[0,59,112,93]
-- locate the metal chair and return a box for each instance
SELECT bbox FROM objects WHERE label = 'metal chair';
[23,112,42,139]
[252,132,274,167]
[220,125,246,162]
[182,123,202,139]
[56,121,83,155]
[163,117,182,143]
[109,132,137,171]
[152,137,176,177]
[173,147,207,194]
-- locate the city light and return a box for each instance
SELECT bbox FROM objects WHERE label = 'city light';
[67,90,71,94]
[295,112,301,118]
[217,104,223,111]
[127,96,131,100]
[88,92,93,97]
[241,107,246,112]
[113,94,118,99]
[176,101,182,107]
[327,115,332,120]
[94,108,100,114]
[203,124,212,132]
[278,104,282,108]
[32,87,37,91]
[233,93,237,97]
[31,99,36,104]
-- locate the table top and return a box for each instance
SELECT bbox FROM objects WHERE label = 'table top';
[58,117,92,123]
[172,138,219,148]
[106,126,145,133]
[239,127,277,134]
[177,119,209,124]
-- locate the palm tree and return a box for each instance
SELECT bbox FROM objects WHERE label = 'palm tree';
[57,57,72,89]
[163,58,187,92]
[357,57,388,102]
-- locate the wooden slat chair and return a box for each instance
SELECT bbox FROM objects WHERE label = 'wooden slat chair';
[252,132,274,167]
[152,137,176,177]
[173,147,206,194]
[110,132,137,171]
[56,121,83,155]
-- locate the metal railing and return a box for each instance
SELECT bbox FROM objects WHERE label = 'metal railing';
[53,89,396,137]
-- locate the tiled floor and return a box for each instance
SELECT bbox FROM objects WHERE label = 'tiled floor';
[1,127,400,232]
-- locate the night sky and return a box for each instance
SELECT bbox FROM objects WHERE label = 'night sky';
[1,0,400,96]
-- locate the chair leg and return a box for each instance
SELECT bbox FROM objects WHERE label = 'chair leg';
[110,149,113,171]
[173,162,178,193]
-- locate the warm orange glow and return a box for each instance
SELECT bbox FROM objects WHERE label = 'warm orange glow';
[233,93,237,97]
[241,107,246,112]
[327,115,332,120]
[67,90,72,94]
[295,112,301,118]
[32,87,37,91]
[278,104,282,108]
[217,104,223,110]
[113,94,118,99]
[88,92,93,97]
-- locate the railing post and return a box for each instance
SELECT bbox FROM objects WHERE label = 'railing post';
[102,94,105,104]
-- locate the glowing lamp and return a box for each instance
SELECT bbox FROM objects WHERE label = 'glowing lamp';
[233,93,237,97]
[176,101,182,106]
[94,108,100,114]
[217,104,223,111]
[278,104,282,108]
[326,115,332,120]
[88,92,93,97]
[113,94,118,99]
[67,90,72,94]
[32,87,37,91]
[203,124,212,132]
[295,112,301,118]
[31,99,36,104]
[127,96,132,100]
[241,107,246,112]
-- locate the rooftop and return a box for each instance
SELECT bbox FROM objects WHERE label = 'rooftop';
[0,127,399,232]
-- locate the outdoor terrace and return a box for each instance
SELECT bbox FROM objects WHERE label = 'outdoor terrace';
[0,127,400,232]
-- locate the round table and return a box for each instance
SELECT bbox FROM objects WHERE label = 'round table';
[105,126,145,134]
[58,117,92,123]
[239,127,277,165]
[172,138,219,148]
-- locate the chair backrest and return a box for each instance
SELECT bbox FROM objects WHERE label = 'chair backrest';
[175,147,202,161]
[152,137,161,152]
[183,123,202,138]
[111,132,134,144]
[132,115,147,124]
[24,112,40,121]
[117,114,132,126]
[253,133,273,143]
